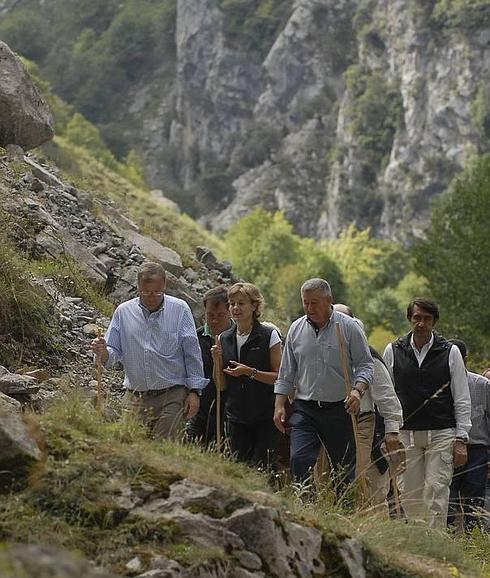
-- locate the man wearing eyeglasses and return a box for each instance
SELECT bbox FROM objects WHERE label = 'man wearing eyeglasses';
[91,261,208,439]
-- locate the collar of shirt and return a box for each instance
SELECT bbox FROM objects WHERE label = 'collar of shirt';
[410,331,434,365]
[306,307,334,335]
[138,297,165,319]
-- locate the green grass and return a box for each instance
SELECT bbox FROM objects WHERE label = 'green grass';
[31,257,115,318]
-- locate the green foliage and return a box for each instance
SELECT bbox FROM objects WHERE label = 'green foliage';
[32,258,115,318]
[470,84,490,145]
[223,209,347,326]
[0,232,53,367]
[0,6,50,60]
[325,226,416,335]
[224,208,301,303]
[65,113,119,170]
[272,239,347,322]
[345,65,404,174]
[218,0,293,57]
[0,0,177,126]
[414,154,490,358]
[432,0,490,28]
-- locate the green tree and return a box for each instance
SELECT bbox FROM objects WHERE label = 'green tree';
[414,154,490,357]
[272,239,346,322]
[224,209,301,303]
[65,113,118,169]
[325,225,413,333]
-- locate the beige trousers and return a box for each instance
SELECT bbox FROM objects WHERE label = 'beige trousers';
[122,386,187,440]
[357,412,390,513]
[399,429,455,528]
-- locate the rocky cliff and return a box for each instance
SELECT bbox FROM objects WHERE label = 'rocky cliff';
[1,0,488,240]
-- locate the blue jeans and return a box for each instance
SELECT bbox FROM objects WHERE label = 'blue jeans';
[289,399,355,488]
[448,444,488,531]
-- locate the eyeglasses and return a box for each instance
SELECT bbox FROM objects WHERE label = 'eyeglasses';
[139,291,165,297]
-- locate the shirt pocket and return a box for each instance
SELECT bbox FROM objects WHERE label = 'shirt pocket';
[157,332,179,356]
[321,343,333,366]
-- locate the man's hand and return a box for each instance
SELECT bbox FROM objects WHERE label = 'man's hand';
[274,395,288,434]
[345,389,361,415]
[384,432,406,474]
[91,336,109,365]
[184,391,200,420]
[453,439,468,469]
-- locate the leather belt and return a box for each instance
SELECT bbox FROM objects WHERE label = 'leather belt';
[297,398,344,409]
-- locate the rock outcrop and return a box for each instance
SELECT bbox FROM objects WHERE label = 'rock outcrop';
[0,41,54,150]
[0,391,41,485]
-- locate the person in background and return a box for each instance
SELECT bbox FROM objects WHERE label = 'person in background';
[213,282,282,469]
[91,262,207,439]
[383,298,471,528]
[274,279,374,491]
[333,304,404,512]
[447,339,489,531]
[186,285,233,446]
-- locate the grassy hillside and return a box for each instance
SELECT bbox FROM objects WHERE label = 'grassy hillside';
[0,390,487,577]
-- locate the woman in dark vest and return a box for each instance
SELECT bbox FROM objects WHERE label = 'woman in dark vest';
[214,282,282,469]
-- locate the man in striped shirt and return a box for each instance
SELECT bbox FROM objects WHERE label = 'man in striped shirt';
[92,262,208,439]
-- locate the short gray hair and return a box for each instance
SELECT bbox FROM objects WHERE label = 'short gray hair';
[137,262,166,283]
[301,278,332,296]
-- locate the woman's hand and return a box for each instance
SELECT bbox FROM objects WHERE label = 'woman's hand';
[223,360,251,377]
[211,342,222,361]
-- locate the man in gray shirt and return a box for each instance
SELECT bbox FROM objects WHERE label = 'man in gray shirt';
[448,339,489,531]
[274,279,374,488]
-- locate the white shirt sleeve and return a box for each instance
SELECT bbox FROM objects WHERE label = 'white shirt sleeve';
[269,329,281,349]
[382,343,394,380]
[448,345,472,439]
[369,358,403,433]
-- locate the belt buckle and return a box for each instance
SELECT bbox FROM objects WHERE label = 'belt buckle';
[317,400,323,408]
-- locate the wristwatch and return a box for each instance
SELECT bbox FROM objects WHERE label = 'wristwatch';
[352,384,366,397]
[188,388,202,397]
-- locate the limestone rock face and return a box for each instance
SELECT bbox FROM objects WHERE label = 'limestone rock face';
[0,41,54,149]
[144,0,489,240]
[318,0,490,240]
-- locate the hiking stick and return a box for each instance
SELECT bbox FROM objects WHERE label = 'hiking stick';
[213,335,224,452]
[96,327,104,414]
[335,322,367,499]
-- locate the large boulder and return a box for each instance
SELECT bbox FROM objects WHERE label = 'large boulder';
[0,391,42,486]
[0,41,54,149]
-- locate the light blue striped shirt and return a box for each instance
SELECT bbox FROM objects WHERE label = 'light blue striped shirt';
[104,295,208,392]
[275,309,374,401]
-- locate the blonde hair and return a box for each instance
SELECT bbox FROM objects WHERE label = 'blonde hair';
[228,282,265,320]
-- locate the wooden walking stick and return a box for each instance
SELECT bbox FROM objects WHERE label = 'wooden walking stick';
[335,322,367,500]
[212,334,225,452]
[95,327,104,414]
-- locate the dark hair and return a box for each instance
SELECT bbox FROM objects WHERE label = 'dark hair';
[137,262,166,282]
[448,339,467,360]
[203,285,229,307]
[406,298,439,322]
